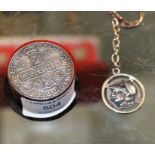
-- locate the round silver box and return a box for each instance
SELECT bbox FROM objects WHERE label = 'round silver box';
[5,40,79,120]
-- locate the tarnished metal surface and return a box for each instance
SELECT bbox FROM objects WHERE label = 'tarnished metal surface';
[8,41,75,100]
[101,74,145,113]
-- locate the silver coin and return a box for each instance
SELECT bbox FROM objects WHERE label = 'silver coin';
[101,73,145,113]
[8,41,75,101]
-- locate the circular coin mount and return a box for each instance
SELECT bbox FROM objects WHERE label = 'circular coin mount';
[5,40,80,121]
[101,73,145,113]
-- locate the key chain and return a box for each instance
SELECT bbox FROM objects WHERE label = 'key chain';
[101,12,145,113]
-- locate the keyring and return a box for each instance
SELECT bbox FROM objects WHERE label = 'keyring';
[109,11,144,28]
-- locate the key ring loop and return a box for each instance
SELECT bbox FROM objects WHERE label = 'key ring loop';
[110,11,144,28]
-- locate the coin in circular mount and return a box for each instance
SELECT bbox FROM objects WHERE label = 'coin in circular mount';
[101,73,145,113]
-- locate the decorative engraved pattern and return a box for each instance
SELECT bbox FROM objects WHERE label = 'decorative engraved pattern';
[8,41,74,100]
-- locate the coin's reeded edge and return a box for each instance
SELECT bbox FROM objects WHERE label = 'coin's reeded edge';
[7,40,76,101]
[101,73,145,114]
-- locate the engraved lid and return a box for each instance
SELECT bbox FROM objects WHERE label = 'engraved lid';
[8,40,75,100]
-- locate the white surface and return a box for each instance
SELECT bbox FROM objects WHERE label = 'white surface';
[22,81,76,118]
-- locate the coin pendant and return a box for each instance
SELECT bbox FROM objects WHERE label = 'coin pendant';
[101,73,145,113]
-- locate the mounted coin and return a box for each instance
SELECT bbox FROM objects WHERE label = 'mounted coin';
[5,40,79,121]
[101,74,145,113]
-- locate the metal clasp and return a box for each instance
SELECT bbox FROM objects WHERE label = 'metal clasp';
[110,11,144,28]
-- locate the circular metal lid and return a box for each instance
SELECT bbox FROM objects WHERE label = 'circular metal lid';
[8,40,75,101]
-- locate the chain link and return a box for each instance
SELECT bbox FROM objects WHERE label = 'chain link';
[111,16,121,75]
[110,12,144,74]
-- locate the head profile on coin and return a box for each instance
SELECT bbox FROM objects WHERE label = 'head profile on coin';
[101,74,145,113]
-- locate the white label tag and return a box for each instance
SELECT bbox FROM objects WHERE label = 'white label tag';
[21,80,76,118]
